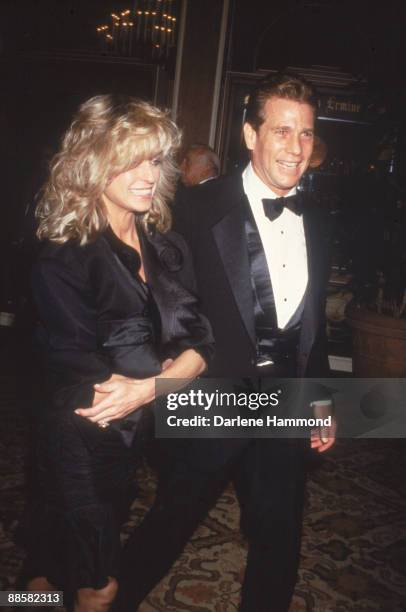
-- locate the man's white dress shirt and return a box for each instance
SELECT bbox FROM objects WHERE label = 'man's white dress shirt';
[242,163,331,410]
[242,163,308,330]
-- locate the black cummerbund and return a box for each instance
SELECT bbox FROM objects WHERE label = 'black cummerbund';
[256,323,301,374]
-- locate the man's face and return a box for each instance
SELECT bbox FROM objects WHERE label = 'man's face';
[243,96,315,196]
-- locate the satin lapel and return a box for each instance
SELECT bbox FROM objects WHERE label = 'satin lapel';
[211,194,256,347]
[299,204,320,372]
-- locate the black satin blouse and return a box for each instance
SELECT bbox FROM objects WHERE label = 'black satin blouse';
[31,224,214,446]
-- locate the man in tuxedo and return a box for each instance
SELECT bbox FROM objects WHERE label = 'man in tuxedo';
[118,73,336,612]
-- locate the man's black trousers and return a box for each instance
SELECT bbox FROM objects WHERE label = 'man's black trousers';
[116,437,307,612]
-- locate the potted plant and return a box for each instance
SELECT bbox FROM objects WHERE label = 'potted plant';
[346,162,406,376]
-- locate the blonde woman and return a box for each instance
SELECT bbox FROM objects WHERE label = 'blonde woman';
[24,95,213,611]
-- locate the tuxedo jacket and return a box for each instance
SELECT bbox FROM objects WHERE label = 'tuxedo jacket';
[173,174,332,469]
[174,173,331,378]
[31,225,214,448]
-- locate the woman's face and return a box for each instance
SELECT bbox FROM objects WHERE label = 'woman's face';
[102,158,161,216]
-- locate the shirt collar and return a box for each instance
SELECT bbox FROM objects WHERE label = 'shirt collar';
[242,162,297,201]
[103,224,142,274]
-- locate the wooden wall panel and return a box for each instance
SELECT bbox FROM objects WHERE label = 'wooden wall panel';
[176,0,224,148]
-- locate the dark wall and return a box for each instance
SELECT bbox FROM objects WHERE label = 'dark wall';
[176,0,224,147]
[230,0,406,85]
[0,0,175,243]
[1,56,157,243]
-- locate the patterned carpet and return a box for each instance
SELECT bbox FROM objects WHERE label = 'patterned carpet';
[1,370,406,611]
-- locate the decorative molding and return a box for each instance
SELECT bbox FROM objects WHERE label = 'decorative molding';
[208,0,230,148]
[171,0,187,120]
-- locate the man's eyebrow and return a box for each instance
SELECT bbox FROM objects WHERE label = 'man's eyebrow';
[270,125,315,132]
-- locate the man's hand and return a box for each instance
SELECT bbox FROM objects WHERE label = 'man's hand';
[310,402,337,453]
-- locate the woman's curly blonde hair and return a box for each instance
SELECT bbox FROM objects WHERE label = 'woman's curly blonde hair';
[36,95,181,244]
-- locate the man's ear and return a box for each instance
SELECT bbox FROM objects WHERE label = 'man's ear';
[243,122,256,151]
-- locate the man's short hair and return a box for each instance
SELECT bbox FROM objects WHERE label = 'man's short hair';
[245,73,318,132]
[188,144,220,175]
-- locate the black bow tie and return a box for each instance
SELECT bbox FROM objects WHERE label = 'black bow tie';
[262,194,303,222]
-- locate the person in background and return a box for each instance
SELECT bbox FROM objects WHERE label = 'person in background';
[23,95,214,612]
[180,143,220,186]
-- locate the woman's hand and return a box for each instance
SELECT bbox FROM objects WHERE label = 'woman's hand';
[75,374,155,425]
[161,358,174,371]
[75,350,204,427]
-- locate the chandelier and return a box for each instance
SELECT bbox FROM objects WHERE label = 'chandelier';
[96,1,178,60]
